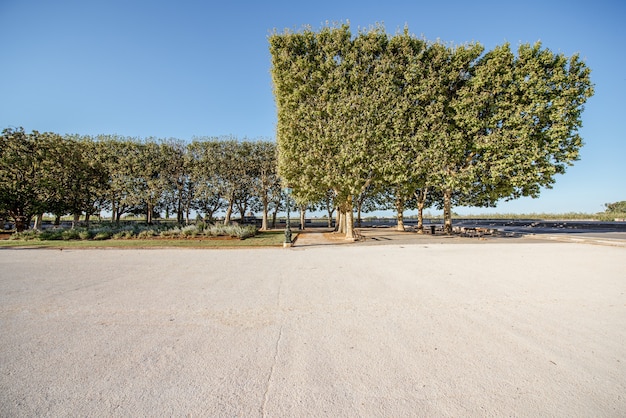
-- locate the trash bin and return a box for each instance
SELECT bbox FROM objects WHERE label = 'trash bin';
[430,225,436,235]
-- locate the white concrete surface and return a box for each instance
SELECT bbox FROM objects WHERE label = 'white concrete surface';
[1,243,625,417]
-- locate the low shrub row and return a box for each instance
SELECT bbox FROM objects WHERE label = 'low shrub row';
[9,223,257,241]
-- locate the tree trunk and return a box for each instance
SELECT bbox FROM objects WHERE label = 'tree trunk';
[177,196,183,224]
[33,214,43,231]
[261,196,269,231]
[336,210,344,234]
[84,212,91,228]
[299,205,306,230]
[325,194,335,228]
[111,201,117,224]
[271,209,278,229]
[396,197,405,232]
[356,200,362,228]
[72,213,81,229]
[416,187,428,234]
[344,196,355,241]
[146,203,153,225]
[236,202,247,222]
[443,188,453,234]
[224,199,234,225]
[14,214,28,232]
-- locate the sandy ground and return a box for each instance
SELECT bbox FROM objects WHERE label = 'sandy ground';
[1,242,625,417]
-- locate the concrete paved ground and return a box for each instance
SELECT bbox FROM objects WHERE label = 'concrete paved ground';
[1,242,625,417]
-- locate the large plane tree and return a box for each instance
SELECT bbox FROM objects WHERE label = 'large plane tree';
[270,24,593,236]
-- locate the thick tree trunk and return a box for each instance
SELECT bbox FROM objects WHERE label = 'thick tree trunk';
[443,188,453,234]
[84,212,91,228]
[396,198,405,232]
[344,197,355,241]
[14,214,28,232]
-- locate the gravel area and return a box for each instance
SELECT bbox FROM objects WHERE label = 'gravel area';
[1,243,625,417]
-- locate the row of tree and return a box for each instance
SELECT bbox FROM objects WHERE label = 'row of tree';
[0,128,284,232]
[270,24,594,237]
[1,26,594,236]
[2,126,468,235]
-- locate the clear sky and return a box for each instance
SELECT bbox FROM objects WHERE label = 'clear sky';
[1,0,624,215]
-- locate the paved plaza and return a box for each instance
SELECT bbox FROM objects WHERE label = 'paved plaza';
[1,238,625,416]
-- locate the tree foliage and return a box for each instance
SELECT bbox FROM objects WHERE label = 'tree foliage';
[1,128,75,231]
[604,201,626,213]
[0,130,278,230]
[270,24,593,236]
[1,25,594,235]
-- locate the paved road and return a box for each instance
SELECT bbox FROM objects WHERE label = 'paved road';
[2,242,625,417]
[453,220,626,244]
[298,222,626,247]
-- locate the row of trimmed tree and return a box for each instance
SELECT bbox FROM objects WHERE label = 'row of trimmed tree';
[270,24,594,237]
[0,128,282,232]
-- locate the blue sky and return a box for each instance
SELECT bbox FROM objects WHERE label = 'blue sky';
[1,0,624,215]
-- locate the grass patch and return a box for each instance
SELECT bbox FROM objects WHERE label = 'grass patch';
[0,230,289,249]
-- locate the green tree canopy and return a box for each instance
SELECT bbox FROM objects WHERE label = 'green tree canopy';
[270,24,593,236]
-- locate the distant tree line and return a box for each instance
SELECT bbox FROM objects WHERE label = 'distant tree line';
[0,128,282,232]
[270,24,594,238]
[604,201,626,214]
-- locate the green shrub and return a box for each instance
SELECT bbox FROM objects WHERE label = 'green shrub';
[181,225,199,237]
[137,229,157,239]
[93,231,112,240]
[207,224,225,237]
[40,230,62,240]
[9,230,41,241]
[112,230,134,239]
[229,225,257,239]
[79,230,92,240]
[62,229,81,240]
[159,227,181,238]
[205,224,256,239]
